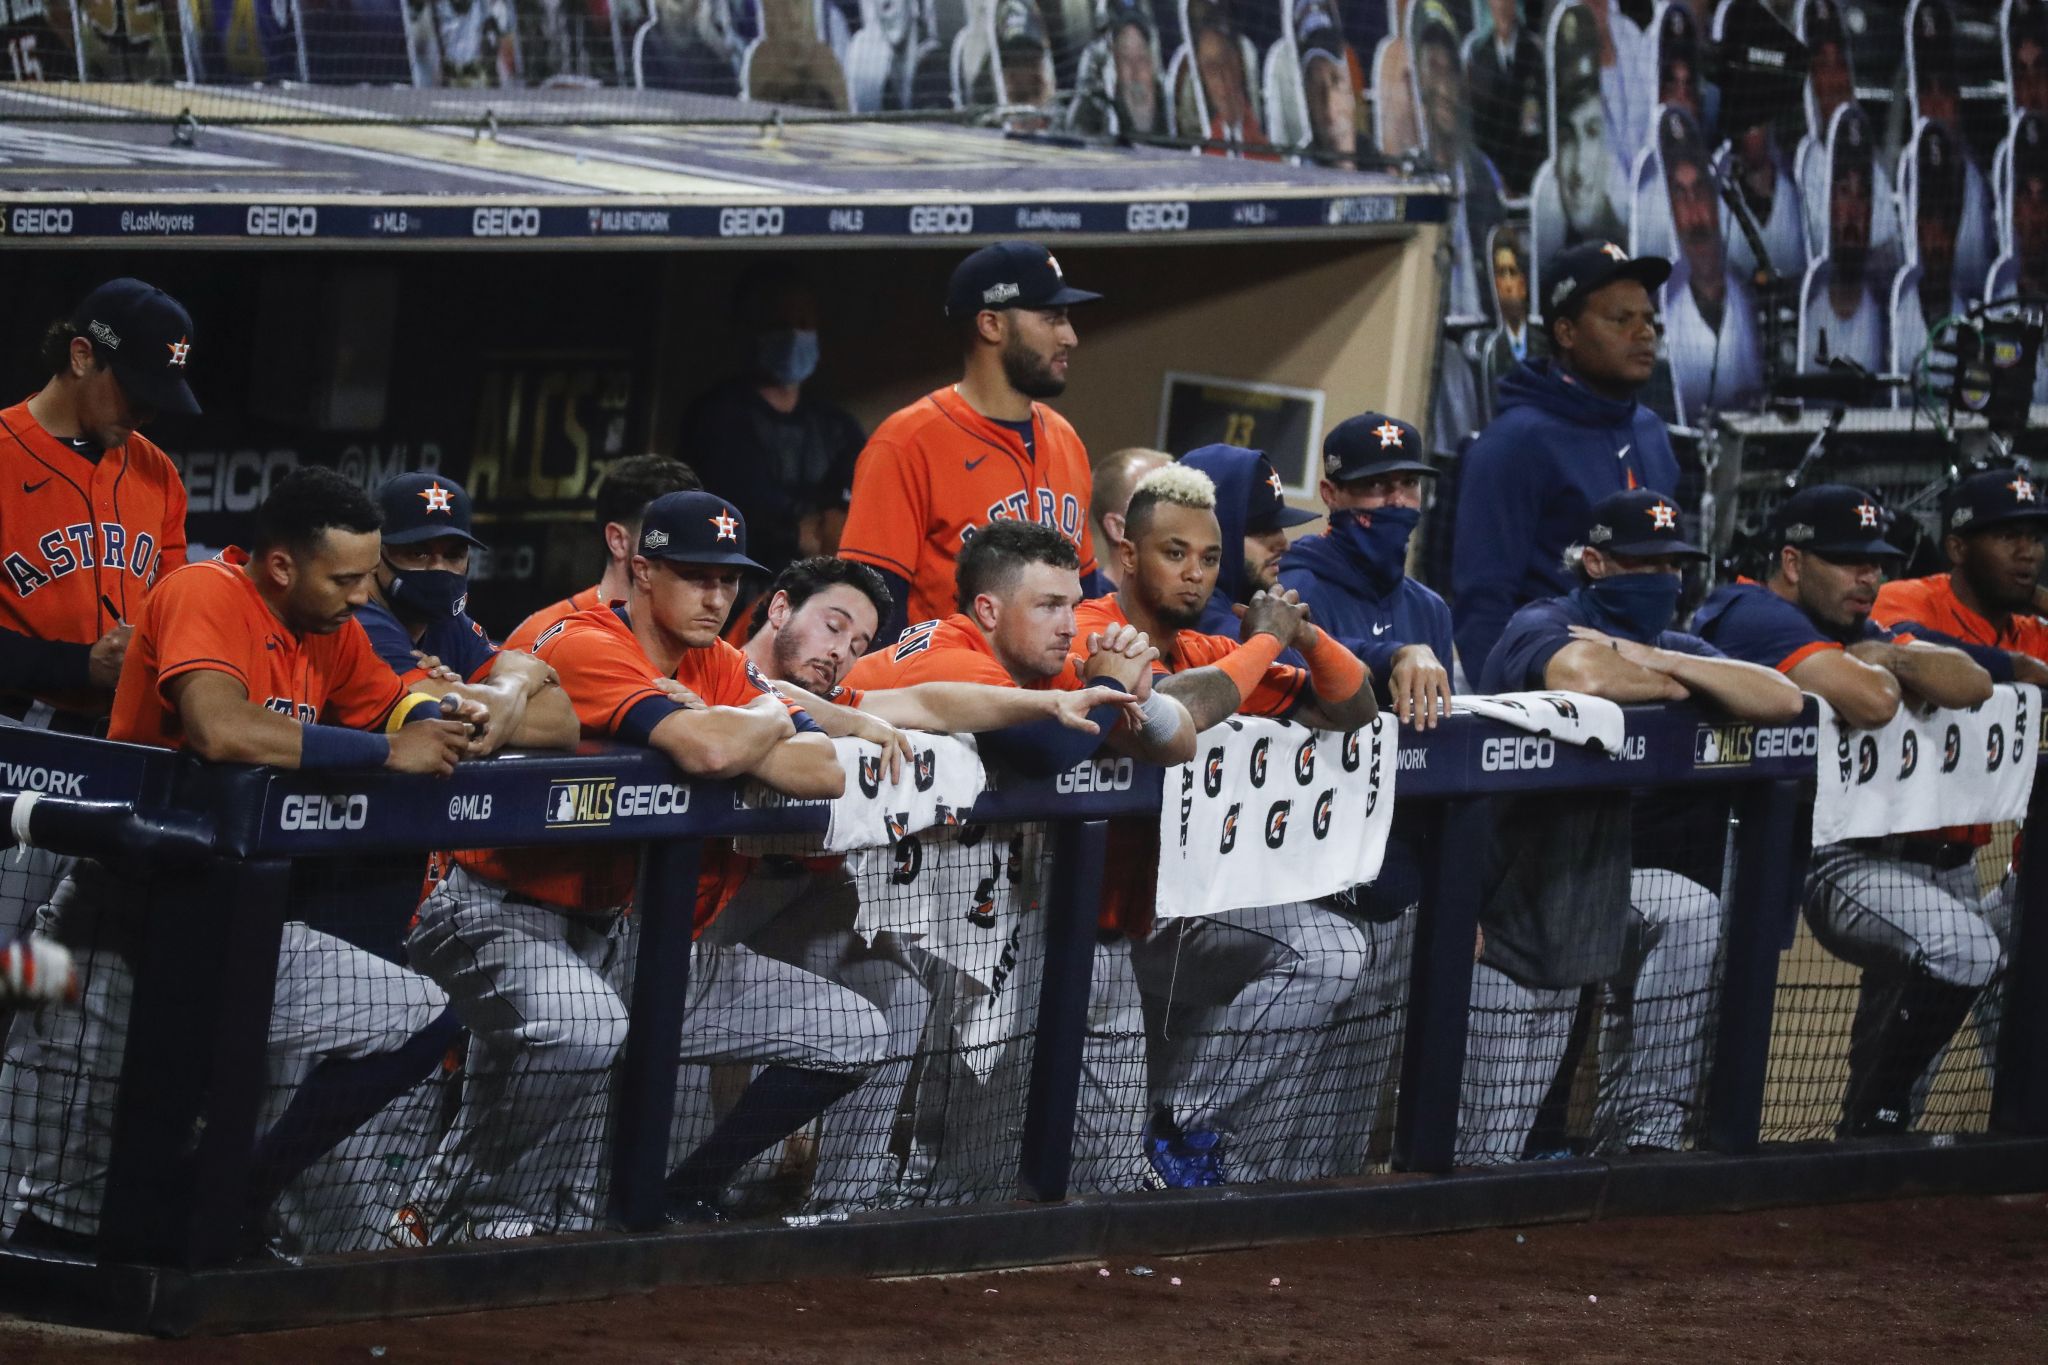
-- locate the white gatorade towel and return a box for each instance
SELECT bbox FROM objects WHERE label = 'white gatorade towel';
[1811,684,2041,844]
[1154,714,1396,919]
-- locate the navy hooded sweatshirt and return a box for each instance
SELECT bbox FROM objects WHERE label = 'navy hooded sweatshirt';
[1278,521,1453,699]
[1179,444,1282,639]
[1450,359,1680,677]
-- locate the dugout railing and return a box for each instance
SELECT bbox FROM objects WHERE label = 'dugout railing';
[1,700,2046,1335]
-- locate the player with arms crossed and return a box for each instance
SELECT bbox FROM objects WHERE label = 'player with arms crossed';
[1465,490,1802,1164]
[839,242,1104,643]
[1071,465,1382,1187]
[2,468,488,1255]
[1696,485,1996,1136]
[402,492,887,1239]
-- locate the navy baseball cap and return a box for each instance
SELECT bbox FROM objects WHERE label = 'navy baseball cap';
[378,473,487,548]
[1543,241,1671,333]
[71,277,201,417]
[1242,452,1320,534]
[1943,468,2048,538]
[637,490,767,573]
[946,241,1102,319]
[1322,412,1436,483]
[1584,489,1705,559]
[1770,484,1900,559]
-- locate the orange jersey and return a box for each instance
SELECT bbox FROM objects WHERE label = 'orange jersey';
[1873,574,2048,660]
[0,399,189,710]
[842,612,1084,693]
[503,584,605,653]
[838,387,1096,628]
[1073,594,1311,938]
[108,549,425,751]
[457,602,800,929]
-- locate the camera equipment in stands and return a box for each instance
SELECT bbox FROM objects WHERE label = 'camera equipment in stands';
[1916,298,2048,441]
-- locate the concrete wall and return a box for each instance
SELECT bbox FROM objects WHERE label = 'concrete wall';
[647,229,1447,510]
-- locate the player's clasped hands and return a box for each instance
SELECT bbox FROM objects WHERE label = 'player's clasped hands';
[1082,624,1161,700]
[1235,587,1312,649]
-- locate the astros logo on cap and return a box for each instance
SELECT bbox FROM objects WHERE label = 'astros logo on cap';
[1856,500,1880,528]
[1373,421,1404,449]
[1266,470,1284,496]
[1600,242,1629,261]
[710,508,740,542]
[1649,500,1677,529]
[166,336,191,368]
[2011,476,2036,502]
[419,482,454,513]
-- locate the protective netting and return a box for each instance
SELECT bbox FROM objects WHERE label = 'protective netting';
[1456,791,1732,1164]
[1074,875,1413,1191]
[1761,822,2015,1143]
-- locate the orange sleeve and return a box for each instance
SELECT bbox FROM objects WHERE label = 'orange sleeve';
[543,623,674,737]
[1870,579,1929,631]
[323,620,427,732]
[1776,639,1844,675]
[1175,632,1308,716]
[837,433,930,581]
[151,569,257,697]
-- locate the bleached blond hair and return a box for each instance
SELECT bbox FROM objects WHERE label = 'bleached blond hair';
[1131,464,1218,509]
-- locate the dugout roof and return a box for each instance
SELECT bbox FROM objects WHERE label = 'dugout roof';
[0,86,1448,250]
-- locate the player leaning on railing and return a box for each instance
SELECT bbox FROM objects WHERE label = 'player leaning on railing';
[1697,484,1998,1138]
[1,467,508,1258]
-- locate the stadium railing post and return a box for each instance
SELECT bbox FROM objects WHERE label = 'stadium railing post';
[1991,763,2048,1135]
[98,856,292,1268]
[1702,778,1809,1155]
[1017,817,1107,1202]
[608,837,703,1231]
[1391,796,1486,1174]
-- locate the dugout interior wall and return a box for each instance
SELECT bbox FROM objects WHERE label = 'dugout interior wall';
[0,229,1443,628]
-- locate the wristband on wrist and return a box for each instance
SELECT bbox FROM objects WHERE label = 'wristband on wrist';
[300,723,393,770]
[1215,632,1285,703]
[1301,628,1368,703]
[1134,689,1181,744]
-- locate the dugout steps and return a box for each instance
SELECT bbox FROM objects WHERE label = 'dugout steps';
[5,1134,2043,1338]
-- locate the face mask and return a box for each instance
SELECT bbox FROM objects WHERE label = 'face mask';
[384,558,469,620]
[1328,505,1421,593]
[756,328,820,387]
[1581,572,1682,640]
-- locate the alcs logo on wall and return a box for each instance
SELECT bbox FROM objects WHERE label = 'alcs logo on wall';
[545,777,616,827]
[1694,723,1819,768]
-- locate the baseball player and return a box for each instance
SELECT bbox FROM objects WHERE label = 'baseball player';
[1070,466,1381,1187]
[355,471,577,749]
[1271,411,1452,1171]
[1465,490,1802,1164]
[1,279,195,943]
[1452,242,1682,677]
[838,241,1104,644]
[401,492,888,1239]
[723,555,1136,1210]
[1088,448,1172,591]
[1871,469,2048,1074]
[840,522,1191,1201]
[504,454,701,651]
[1696,485,1998,1135]
[1175,445,1319,638]
[2,467,479,1255]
